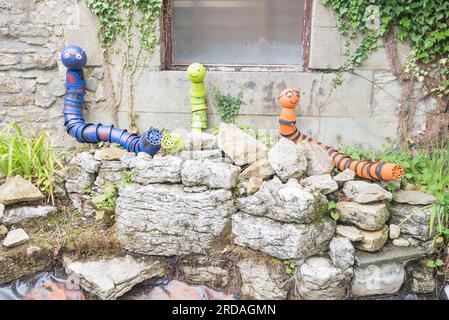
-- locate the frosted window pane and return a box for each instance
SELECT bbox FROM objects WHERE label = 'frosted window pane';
[172,0,305,65]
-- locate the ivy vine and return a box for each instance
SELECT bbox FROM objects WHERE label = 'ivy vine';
[323,0,449,97]
[85,0,163,131]
[85,0,163,53]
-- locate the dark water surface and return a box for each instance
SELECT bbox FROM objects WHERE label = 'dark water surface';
[0,273,236,300]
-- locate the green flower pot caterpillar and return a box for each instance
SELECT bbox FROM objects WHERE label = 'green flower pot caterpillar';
[187,63,207,132]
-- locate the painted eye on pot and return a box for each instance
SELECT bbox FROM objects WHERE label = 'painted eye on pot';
[75,54,82,60]
[286,92,293,98]
[64,52,70,58]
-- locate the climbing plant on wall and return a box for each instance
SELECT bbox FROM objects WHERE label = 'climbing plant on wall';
[85,0,163,131]
[85,0,162,53]
[322,0,449,143]
[323,0,449,93]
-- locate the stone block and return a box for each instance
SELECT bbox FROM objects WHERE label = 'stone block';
[232,212,335,260]
[309,27,342,70]
[312,1,337,27]
[238,256,289,300]
[354,246,428,267]
[351,262,405,297]
[116,183,235,256]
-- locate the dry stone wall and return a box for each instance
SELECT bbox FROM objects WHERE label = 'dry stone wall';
[53,128,439,299]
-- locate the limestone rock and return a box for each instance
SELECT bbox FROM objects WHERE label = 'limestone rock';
[351,263,405,297]
[336,202,389,231]
[333,169,355,186]
[179,149,222,161]
[296,257,351,300]
[182,264,230,289]
[239,159,274,181]
[394,190,436,205]
[393,238,410,247]
[268,138,307,182]
[336,225,364,241]
[389,224,401,239]
[217,123,268,166]
[94,161,124,188]
[342,181,392,204]
[94,147,127,161]
[0,76,21,93]
[354,246,428,267]
[237,257,289,300]
[356,225,389,252]
[0,176,44,205]
[2,228,29,248]
[299,142,334,176]
[73,152,101,174]
[390,204,435,241]
[236,177,327,224]
[239,159,274,195]
[329,236,355,269]
[1,206,57,225]
[120,152,136,169]
[47,78,65,97]
[64,255,165,300]
[232,212,335,260]
[0,203,4,221]
[116,183,235,256]
[301,174,338,195]
[181,160,240,189]
[130,155,183,184]
[240,176,264,195]
[64,165,96,194]
[184,132,217,151]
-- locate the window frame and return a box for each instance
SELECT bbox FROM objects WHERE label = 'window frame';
[162,0,313,71]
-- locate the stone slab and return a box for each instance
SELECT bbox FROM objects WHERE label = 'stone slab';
[354,246,429,267]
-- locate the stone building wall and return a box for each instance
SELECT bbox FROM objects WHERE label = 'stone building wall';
[0,0,436,149]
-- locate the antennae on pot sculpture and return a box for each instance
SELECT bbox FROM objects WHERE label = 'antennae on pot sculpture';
[61,45,162,155]
[278,88,405,181]
[187,63,207,132]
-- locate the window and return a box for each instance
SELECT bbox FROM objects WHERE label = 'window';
[164,0,310,68]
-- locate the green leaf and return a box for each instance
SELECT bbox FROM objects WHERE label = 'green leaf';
[330,211,340,221]
[435,259,445,267]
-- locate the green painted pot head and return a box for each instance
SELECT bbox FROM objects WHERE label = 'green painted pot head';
[187,63,206,83]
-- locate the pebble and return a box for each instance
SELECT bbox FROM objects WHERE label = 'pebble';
[2,228,30,248]
[393,238,410,247]
[389,224,401,239]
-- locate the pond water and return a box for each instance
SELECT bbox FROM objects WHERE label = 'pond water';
[0,272,85,300]
[0,272,442,300]
[0,273,236,300]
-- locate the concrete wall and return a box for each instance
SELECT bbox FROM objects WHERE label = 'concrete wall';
[0,0,435,150]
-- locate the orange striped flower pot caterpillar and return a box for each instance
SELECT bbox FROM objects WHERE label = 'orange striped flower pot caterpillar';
[277,88,405,181]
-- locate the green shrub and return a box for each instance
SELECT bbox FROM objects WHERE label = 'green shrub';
[0,122,63,203]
